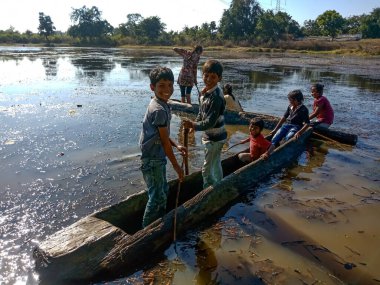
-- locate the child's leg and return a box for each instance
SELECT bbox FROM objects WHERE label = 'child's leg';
[202,141,224,188]
[271,124,291,146]
[185,86,193,104]
[211,141,224,183]
[141,159,168,228]
[284,125,300,141]
[238,152,251,163]
[180,85,186,103]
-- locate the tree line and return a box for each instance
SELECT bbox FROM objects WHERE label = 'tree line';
[1,0,379,47]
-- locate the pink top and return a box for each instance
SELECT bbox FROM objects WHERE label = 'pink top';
[313,96,334,125]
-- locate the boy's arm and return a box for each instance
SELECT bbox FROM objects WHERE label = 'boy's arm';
[193,96,223,131]
[240,137,250,144]
[158,127,184,181]
[269,117,286,136]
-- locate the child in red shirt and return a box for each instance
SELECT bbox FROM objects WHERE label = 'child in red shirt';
[237,119,271,163]
[309,83,334,129]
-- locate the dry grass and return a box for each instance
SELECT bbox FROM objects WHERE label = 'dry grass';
[207,39,380,56]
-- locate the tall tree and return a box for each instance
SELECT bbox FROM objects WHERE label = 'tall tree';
[138,16,166,41]
[219,0,263,41]
[38,12,55,42]
[316,10,344,39]
[302,20,321,36]
[361,8,380,38]
[68,6,113,42]
[255,11,301,42]
[118,13,143,37]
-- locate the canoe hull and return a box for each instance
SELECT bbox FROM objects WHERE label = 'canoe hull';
[168,99,358,145]
[34,128,312,282]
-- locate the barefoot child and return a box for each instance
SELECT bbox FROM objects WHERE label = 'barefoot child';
[139,66,186,228]
[183,59,227,188]
[262,90,310,159]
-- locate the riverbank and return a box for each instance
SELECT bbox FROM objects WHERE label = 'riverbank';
[1,47,379,285]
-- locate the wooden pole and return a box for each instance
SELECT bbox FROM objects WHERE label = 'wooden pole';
[184,127,189,175]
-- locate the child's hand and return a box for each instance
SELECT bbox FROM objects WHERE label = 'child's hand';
[294,132,301,139]
[261,152,269,160]
[177,145,187,156]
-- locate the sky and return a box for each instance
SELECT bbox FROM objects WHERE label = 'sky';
[0,0,379,33]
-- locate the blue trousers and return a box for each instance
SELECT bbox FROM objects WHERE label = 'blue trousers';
[202,140,224,188]
[141,158,168,228]
[271,124,300,146]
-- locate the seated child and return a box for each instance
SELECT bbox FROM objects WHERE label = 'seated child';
[262,90,310,159]
[223,83,243,112]
[309,83,334,129]
[238,118,271,163]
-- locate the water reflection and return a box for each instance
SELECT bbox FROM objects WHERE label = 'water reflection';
[0,47,379,285]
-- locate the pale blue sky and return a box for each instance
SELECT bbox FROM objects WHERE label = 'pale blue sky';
[0,0,378,33]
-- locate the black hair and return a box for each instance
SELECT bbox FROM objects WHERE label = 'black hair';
[202,59,223,77]
[311,83,324,94]
[288,89,304,103]
[194,45,203,54]
[250,118,264,131]
[149,66,174,85]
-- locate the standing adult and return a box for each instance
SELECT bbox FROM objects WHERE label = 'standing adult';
[173,45,203,104]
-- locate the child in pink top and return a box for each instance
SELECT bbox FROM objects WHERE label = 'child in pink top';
[237,119,271,163]
[309,83,334,129]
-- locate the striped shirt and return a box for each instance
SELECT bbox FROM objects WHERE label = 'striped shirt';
[194,86,227,142]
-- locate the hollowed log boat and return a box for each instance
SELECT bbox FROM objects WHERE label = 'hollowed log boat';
[33,128,313,283]
[168,99,358,146]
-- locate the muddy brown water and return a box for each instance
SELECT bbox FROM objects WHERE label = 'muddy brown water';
[0,46,379,284]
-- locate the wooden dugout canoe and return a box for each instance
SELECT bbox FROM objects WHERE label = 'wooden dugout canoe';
[168,99,358,146]
[33,128,313,283]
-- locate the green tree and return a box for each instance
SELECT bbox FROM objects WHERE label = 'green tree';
[255,11,301,42]
[138,16,166,43]
[361,8,380,38]
[118,13,143,37]
[316,10,344,39]
[219,0,263,41]
[68,6,113,42]
[38,12,55,42]
[301,20,321,36]
[343,15,364,34]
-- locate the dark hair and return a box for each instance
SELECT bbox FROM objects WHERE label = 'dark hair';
[149,66,174,85]
[250,118,264,131]
[223,83,235,100]
[312,83,324,94]
[288,89,304,103]
[194,45,203,54]
[202,59,223,77]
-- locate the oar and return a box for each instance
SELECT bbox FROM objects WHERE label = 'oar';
[184,127,189,175]
[173,127,189,249]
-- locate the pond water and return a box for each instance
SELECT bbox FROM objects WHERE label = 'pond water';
[0,46,379,285]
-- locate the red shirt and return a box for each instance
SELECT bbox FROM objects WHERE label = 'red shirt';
[249,133,271,160]
[313,96,334,125]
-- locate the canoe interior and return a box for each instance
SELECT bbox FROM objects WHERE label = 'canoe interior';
[168,99,358,146]
[94,148,246,235]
